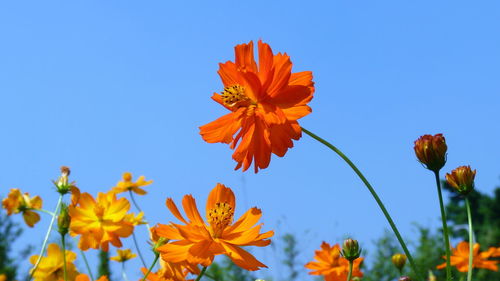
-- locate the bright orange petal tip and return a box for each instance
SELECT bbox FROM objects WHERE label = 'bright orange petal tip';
[155,183,273,271]
[199,40,314,173]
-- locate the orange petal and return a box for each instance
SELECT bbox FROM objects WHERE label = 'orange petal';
[166,198,188,224]
[199,110,244,144]
[234,41,257,73]
[219,241,267,271]
[181,195,205,226]
[205,183,235,216]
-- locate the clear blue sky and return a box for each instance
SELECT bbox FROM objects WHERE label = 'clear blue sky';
[1,1,499,280]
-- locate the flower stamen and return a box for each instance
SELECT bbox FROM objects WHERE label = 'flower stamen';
[207,202,234,238]
[221,85,249,107]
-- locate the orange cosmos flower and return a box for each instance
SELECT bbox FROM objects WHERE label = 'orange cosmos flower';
[2,188,43,227]
[437,241,500,272]
[154,183,273,271]
[29,243,80,281]
[305,242,364,281]
[199,40,314,173]
[111,172,153,195]
[68,191,137,251]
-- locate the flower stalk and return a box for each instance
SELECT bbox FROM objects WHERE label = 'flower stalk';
[195,266,208,281]
[346,261,353,281]
[434,171,452,281]
[61,234,68,281]
[29,195,63,281]
[79,249,94,281]
[465,197,474,281]
[141,253,159,281]
[301,127,423,281]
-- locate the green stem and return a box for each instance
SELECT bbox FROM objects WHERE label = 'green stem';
[32,208,55,216]
[346,260,353,281]
[434,171,452,281]
[141,253,159,281]
[61,234,68,281]
[132,231,148,268]
[195,266,208,281]
[29,195,63,281]
[301,127,424,281]
[465,198,474,281]
[129,191,152,232]
[79,249,94,281]
[122,262,130,281]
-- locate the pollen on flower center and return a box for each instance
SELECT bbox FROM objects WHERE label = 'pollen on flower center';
[221,85,249,107]
[207,202,234,237]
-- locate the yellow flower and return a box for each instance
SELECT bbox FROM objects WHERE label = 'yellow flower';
[0,274,6,281]
[110,249,137,262]
[68,191,137,251]
[75,274,108,281]
[2,188,43,227]
[29,243,79,281]
[111,172,153,195]
[141,259,199,281]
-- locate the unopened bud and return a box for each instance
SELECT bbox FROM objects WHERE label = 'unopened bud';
[414,134,447,172]
[341,238,361,261]
[392,253,407,270]
[55,166,73,194]
[398,277,412,281]
[446,166,476,196]
[57,203,71,236]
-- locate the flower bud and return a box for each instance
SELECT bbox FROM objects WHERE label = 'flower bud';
[392,253,407,271]
[414,134,447,172]
[398,277,412,281]
[341,238,361,261]
[54,166,73,194]
[445,166,476,196]
[57,203,71,236]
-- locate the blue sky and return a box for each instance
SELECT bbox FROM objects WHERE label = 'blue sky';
[1,1,499,280]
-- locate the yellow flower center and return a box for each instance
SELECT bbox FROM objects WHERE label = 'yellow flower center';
[207,202,234,238]
[94,205,105,220]
[221,85,249,107]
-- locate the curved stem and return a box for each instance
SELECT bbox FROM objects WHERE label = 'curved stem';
[29,195,63,281]
[301,127,424,281]
[132,231,147,268]
[141,253,159,281]
[346,260,353,281]
[195,266,207,281]
[465,198,474,281]
[61,234,68,281]
[434,171,452,281]
[79,249,94,281]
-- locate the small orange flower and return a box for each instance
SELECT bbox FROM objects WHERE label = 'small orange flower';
[2,188,43,227]
[437,241,500,272]
[68,191,137,251]
[305,242,363,281]
[199,40,314,173]
[110,249,137,262]
[29,243,79,281]
[141,259,199,281]
[446,166,476,195]
[111,172,153,195]
[155,183,273,271]
[414,134,447,172]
